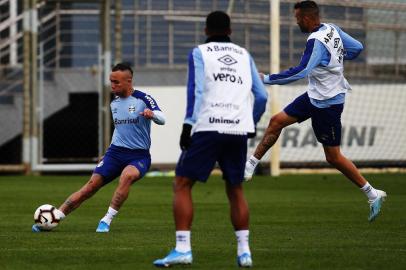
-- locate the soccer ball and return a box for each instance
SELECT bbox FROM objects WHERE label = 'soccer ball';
[33,204,60,231]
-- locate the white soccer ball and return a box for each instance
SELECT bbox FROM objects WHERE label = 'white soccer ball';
[33,204,60,231]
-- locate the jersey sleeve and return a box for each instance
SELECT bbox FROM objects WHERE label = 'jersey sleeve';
[152,110,165,125]
[132,90,162,111]
[333,24,364,60]
[263,38,327,85]
[249,55,268,124]
[184,47,204,125]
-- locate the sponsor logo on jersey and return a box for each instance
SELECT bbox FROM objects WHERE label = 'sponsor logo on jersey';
[220,66,236,73]
[218,54,238,66]
[206,45,243,55]
[334,38,340,48]
[114,117,139,125]
[210,102,240,110]
[209,117,240,124]
[145,95,157,109]
[213,73,243,84]
[128,105,136,113]
[337,44,344,63]
[323,26,335,44]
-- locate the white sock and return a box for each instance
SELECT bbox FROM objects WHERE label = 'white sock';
[236,230,251,256]
[361,182,378,201]
[56,209,66,220]
[175,231,191,253]
[101,207,118,226]
[248,155,260,168]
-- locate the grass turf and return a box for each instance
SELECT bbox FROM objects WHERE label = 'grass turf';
[0,173,405,269]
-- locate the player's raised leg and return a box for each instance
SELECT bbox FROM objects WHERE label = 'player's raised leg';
[60,174,105,215]
[153,176,194,267]
[32,174,104,232]
[96,165,141,232]
[323,145,387,221]
[245,111,297,180]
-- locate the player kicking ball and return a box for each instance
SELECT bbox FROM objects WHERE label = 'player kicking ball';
[32,62,166,232]
[244,1,386,222]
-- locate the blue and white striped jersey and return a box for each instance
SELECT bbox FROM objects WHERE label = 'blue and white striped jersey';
[110,89,165,150]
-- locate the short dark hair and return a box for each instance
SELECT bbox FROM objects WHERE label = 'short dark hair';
[112,62,133,76]
[206,11,230,34]
[294,1,319,17]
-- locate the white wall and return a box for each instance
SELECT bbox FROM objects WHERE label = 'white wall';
[147,84,406,164]
[147,86,186,164]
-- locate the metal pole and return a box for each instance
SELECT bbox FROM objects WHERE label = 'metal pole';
[9,0,17,65]
[55,1,61,69]
[133,0,139,67]
[168,0,174,67]
[146,0,151,66]
[114,0,122,63]
[270,0,281,176]
[101,0,112,152]
[97,44,103,157]
[227,0,235,15]
[22,0,31,174]
[244,0,250,50]
[394,11,399,77]
[30,0,39,171]
[39,42,44,164]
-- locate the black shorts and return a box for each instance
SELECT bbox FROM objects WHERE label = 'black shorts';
[175,132,248,185]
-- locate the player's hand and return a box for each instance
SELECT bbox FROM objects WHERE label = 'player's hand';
[180,124,192,151]
[139,109,154,119]
[259,73,265,82]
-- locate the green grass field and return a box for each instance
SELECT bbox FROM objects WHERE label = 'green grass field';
[0,173,405,270]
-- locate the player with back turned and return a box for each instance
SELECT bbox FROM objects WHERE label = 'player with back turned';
[32,63,166,232]
[154,11,268,268]
[244,1,387,222]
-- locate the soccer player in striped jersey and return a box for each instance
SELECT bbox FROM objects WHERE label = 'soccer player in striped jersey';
[244,1,386,222]
[32,63,165,232]
[154,11,268,268]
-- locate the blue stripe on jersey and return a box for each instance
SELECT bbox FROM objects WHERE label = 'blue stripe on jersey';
[249,55,268,124]
[185,50,196,122]
[132,90,161,111]
[185,48,204,125]
[264,39,331,85]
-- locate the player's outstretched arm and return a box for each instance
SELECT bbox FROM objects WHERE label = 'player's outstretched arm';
[263,39,324,85]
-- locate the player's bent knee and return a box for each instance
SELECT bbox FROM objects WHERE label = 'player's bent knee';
[120,172,140,185]
[325,154,340,165]
[269,116,285,132]
[119,166,141,184]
